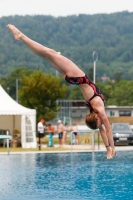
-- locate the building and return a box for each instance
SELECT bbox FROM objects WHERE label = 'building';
[56,100,133,125]
[101,76,110,83]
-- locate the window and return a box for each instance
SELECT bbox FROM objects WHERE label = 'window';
[119,110,131,116]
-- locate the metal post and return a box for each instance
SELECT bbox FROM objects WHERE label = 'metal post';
[16,78,18,102]
[93,61,96,84]
[71,131,72,152]
[56,52,61,77]
[38,132,41,150]
[92,51,98,84]
[92,51,98,151]
[92,130,95,151]
[98,131,100,150]
[6,130,10,155]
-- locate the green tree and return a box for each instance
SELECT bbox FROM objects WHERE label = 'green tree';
[2,67,33,99]
[19,71,67,121]
[106,80,133,106]
[2,12,133,80]
[114,72,123,82]
[67,86,84,100]
[0,77,7,90]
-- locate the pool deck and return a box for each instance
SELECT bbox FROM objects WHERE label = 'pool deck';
[43,144,133,151]
[1,144,133,154]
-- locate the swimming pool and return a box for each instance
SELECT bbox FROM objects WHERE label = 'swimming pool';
[0,151,133,200]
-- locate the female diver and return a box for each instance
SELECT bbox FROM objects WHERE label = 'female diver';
[7,24,116,159]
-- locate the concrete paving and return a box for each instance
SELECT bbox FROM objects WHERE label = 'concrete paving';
[42,144,133,152]
[1,144,133,155]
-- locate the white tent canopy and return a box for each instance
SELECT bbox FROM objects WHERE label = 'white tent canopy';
[0,85,36,148]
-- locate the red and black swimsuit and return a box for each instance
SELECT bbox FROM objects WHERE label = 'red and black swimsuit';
[65,74,105,106]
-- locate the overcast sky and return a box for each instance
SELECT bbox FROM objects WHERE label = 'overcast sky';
[0,0,133,18]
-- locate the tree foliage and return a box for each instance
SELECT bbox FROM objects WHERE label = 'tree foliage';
[1,67,133,111]
[0,67,33,98]
[1,12,133,110]
[66,79,133,106]
[1,12,133,80]
[19,71,67,121]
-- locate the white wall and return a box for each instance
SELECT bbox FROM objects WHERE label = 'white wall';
[0,115,21,135]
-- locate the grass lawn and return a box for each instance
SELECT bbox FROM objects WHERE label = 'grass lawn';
[42,132,104,145]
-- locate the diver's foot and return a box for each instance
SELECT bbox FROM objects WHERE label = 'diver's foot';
[106,147,113,159]
[112,149,117,158]
[7,24,24,40]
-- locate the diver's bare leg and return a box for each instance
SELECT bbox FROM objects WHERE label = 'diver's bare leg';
[7,24,84,77]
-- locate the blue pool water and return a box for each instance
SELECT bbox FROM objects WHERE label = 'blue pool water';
[0,151,133,200]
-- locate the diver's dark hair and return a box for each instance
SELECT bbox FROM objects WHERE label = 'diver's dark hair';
[85,112,97,130]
